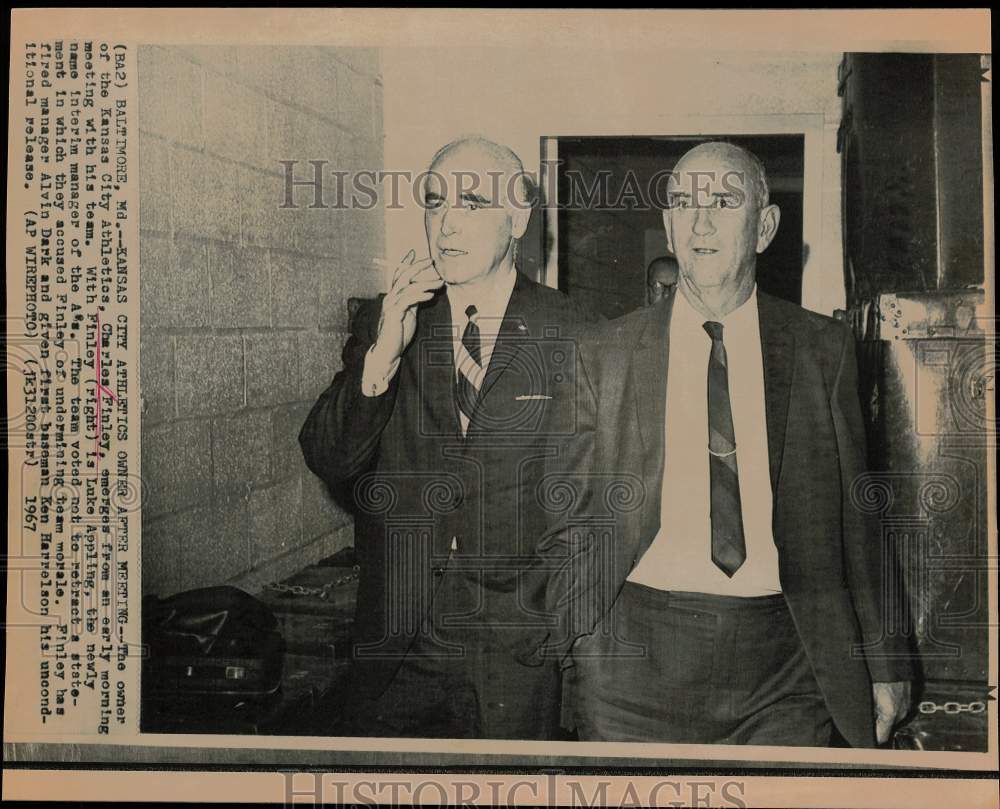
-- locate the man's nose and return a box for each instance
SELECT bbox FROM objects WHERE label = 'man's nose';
[692,205,715,236]
[439,205,459,236]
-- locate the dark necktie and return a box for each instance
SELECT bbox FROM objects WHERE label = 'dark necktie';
[455,304,482,434]
[703,321,746,576]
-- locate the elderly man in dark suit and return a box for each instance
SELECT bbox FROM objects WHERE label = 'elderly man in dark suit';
[299,135,588,739]
[535,141,914,747]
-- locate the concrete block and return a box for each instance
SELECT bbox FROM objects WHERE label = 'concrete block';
[212,410,271,494]
[265,100,296,175]
[240,167,297,252]
[139,135,171,233]
[292,49,340,119]
[199,153,242,243]
[138,234,171,328]
[298,329,349,401]
[204,71,267,167]
[250,477,302,565]
[270,252,320,328]
[317,256,379,329]
[373,82,384,147]
[266,48,338,119]
[137,45,203,147]
[141,514,183,597]
[245,332,299,407]
[141,419,213,516]
[142,517,182,599]
[139,329,174,424]
[296,204,343,260]
[333,47,381,78]
[174,334,244,416]
[208,245,270,329]
[354,127,383,176]
[166,237,212,329]
[338,67,374,135]
[171,147,240,243]
[228,522,354,596]
[342,206,385,266]
[170,146,207,239]
[235,45,280,97]
[291,114,341,173]
[301,472,351,542]
[173,497,253,591]
[177,45,238,76]
[270,402,313,482]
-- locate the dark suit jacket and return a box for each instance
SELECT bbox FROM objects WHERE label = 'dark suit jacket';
[299,271,590,707]
[533,289,915,748]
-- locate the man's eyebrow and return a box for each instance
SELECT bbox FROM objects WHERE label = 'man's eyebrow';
[460,192,492,206]
[424,190,444,202]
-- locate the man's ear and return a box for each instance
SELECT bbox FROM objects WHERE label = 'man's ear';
[662,208,674,254]
[510,202,531,239]
[509,174,533,239]
[756,203,781,253]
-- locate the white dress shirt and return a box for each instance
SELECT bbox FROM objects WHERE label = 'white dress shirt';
[628,286,782,596]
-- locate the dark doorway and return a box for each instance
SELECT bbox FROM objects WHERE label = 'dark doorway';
[548,135,805,319]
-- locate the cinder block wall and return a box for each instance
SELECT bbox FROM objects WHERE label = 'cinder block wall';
[138,46,384,597]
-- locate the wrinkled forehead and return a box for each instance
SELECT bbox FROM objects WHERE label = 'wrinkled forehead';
[667,148,754,195]
[424,146,518,204]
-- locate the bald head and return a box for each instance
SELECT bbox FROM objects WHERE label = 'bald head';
[427,135,533,208]
[430,135,524,177]
[423,135,533,286]
[673,141,770,211]
[662,140,781,317]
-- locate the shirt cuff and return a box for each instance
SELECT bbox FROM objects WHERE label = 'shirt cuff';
[361,343,401,397]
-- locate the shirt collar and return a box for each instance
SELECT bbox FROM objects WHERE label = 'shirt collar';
[447,266,517,330]
[674,284,759,337]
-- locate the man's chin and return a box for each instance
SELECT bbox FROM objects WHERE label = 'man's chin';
[438,262,489,287]
[680,271,728,291]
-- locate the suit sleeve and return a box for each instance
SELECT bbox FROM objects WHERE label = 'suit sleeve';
[518,344,603,666]
[298,296,399,488]
[831,322,917,683]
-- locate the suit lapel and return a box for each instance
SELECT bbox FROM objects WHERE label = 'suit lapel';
[757,292,794,494]
[476,271,533,406]
[633,293,674,454]
[632,294,674,546]
[412,291,460,437]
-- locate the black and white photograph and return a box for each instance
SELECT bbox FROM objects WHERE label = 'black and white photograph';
[4,8,996,807]
[134,38,992,749]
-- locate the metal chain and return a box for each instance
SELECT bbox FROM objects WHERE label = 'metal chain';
[265,566,359,599]
[917,700,987,715]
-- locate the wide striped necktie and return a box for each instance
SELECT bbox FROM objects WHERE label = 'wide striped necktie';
[455,304,483,436]
[703,320,746,576]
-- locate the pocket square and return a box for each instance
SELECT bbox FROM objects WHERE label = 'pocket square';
[515,394,552,401]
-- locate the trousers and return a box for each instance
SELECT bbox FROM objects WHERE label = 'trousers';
[571,582,834,746]
[335,567,561,739]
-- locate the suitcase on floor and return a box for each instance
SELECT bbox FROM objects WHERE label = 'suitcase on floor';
[142,586,286,723]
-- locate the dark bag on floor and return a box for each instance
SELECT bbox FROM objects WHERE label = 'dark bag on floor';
[142,586,285,714]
